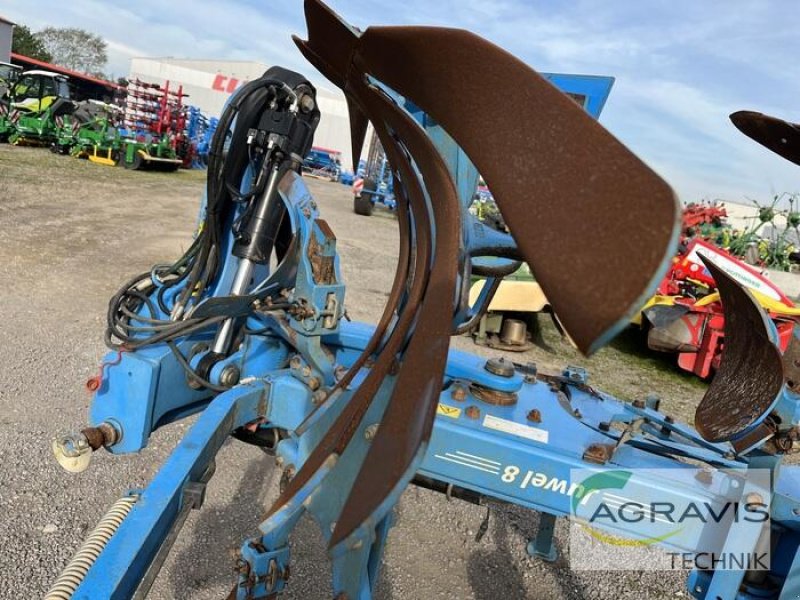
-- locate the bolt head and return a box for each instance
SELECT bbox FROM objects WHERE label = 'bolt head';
[220,365,241,387]
[527,409,542,423]
[485,357,514,378]
[450,385,467,402]
[746,493,764,506]
[695,468,713,485]
[300,94,316,113]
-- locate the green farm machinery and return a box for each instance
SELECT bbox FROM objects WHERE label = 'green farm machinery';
[7,70,75,146]
[1,68,196,172]
[118,135,182,171]
[48,78,188,170]
[0,62,22,141]
[53,100,124,166]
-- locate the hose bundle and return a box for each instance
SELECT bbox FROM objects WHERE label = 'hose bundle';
[104,69,319,390]
[105,70,316,353]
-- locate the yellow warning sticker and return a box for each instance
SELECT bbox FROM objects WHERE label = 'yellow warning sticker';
[437,403,462,419]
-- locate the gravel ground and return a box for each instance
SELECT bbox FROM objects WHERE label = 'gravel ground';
[0,146,707,599]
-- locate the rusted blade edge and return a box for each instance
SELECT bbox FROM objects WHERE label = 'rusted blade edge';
[694,256,784,444]
[294,3,367,169]
[730,110,800,167]
[330,85,461,547]
[262,80,435,522]
[346,97,369,171]
[298,0,360,90]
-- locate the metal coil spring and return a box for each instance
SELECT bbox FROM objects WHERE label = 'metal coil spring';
[44,495,138,600]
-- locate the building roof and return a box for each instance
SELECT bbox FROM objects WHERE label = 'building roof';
[11,52,122,90]
[0,15,15,26]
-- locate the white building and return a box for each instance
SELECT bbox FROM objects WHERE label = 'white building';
[0,16,14,63]
[128,57,357,169]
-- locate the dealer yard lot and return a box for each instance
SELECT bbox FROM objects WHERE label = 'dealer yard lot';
[0,145,706,599]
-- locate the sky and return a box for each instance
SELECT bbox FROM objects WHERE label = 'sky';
[3,0,799,204]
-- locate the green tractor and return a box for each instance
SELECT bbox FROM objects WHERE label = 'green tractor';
[0,62,22,141]
[8,70,75,146]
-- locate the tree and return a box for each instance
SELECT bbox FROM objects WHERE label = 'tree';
[11,24,52,62]
[35,27,107,77]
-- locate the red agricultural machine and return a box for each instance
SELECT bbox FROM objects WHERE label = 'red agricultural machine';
[681,201,728,233]
[640,236,800,378]
[118,78,187,170]
[641,111,800,378]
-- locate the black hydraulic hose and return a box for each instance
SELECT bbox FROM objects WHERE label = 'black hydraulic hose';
[104,71,305,395]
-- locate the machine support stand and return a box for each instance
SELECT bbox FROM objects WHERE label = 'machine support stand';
[331,513,394,600]
[527,512,558,562]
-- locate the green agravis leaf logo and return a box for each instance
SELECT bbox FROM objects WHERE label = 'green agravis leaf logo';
[572,470,684,547]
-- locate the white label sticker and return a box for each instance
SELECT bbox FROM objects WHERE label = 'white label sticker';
[482,414,549,443]
[689,244,781,301]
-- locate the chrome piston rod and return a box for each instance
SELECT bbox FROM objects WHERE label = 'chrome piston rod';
[212,163,283,355]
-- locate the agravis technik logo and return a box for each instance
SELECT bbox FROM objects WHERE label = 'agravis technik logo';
[568,468,771,571]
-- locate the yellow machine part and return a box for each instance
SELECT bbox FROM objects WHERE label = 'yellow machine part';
[137,148,182,165]
[88,147,117,166]
[467,278,799,325]
[631,295,678,325]
[470,278,686,327]
[635,288,800,323]
[469,279,549,313]
[13,95,55,113]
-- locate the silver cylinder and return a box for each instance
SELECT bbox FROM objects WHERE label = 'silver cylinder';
[210,258,255,355]
[500,318,527,346]
[211,164,283,356]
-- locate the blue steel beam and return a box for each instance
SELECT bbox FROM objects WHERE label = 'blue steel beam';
[73,383,268,599]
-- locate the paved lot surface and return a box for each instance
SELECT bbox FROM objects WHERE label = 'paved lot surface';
[0,146,708,599]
